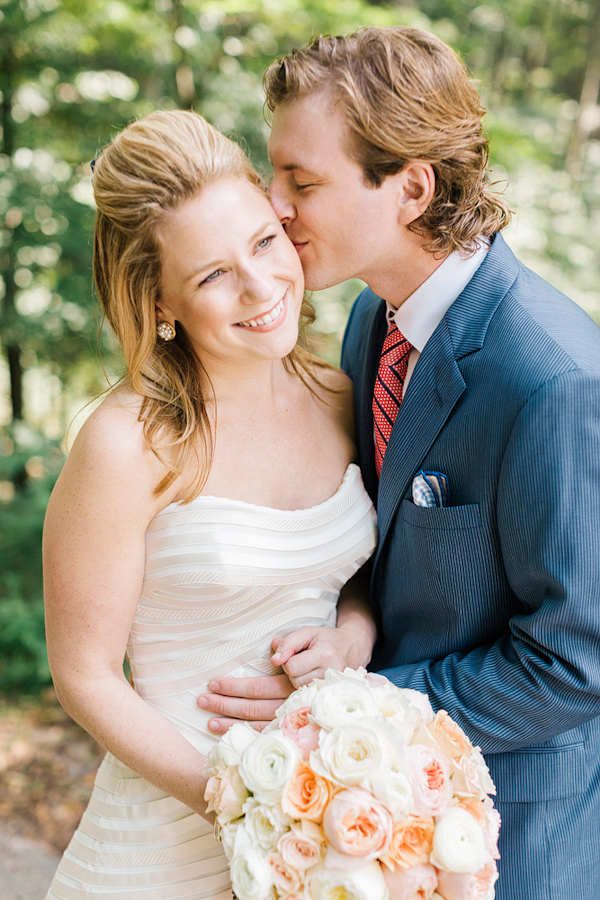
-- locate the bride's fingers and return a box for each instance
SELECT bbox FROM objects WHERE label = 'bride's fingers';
[271,627,317,665]
[206,716,271,735]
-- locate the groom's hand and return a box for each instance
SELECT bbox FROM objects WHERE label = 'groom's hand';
[197,673,293,735]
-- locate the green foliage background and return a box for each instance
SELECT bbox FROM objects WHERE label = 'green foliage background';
[1,0,599,693]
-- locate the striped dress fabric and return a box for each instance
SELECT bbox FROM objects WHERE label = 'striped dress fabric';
[44,463,377,900]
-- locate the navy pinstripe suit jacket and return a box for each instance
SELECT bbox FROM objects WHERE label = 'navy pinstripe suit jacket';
[341,233,600,899]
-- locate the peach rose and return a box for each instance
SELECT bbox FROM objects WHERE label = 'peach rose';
[204,767,248,825]
[281,707,320,759]
[436,859,499,900]
[404,744,453,816]
[322,787,392,860]
[381,816,435,871]
[278,819,325,871]
[281,762,333,822]
[382,862,438,900]
[267,851,302,896]
[451,748,496,798]
[429,711,473,760]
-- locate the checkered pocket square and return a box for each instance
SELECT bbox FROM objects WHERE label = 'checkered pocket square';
[412,470,450,508]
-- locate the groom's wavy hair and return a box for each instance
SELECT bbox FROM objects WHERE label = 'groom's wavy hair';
[92,110,321,501]
[264,27,511,255]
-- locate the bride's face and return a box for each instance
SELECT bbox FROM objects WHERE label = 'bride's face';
[156,177,305,372]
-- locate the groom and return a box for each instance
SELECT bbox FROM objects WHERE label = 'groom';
[199,27,600,899]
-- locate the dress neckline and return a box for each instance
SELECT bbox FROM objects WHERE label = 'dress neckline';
[157,463,360,517]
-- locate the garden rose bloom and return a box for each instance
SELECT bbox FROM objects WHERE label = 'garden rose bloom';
[381,816,435,870]
[437,859,499,900]
[229,847,273,900]
[267,851,302,896]
[308,859,389,900]
[371,684,425,743]
[431,807,487,873]
[429,711,474,760]
[207,721,259,770]
[281,707,320,758]
[312,721,400,788]
[322,787,392,860]
[281,762,333,822]
[451,748,496,798]
[278,819,324,870]
[404,744,453,816]
[243,798,290,852]
[274,681,321,718]
[239,731,301,804]
[204,767,248,825]
[457,799,501,860]
[311,681,380,729]
[370,769,412,818]
[382,863,438,900]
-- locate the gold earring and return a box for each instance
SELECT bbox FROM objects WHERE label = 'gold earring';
[157,321,176,342]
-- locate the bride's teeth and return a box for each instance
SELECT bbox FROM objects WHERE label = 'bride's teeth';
[240,297,284,327]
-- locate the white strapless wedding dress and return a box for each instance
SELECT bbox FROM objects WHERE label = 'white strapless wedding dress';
[45,464,377,900]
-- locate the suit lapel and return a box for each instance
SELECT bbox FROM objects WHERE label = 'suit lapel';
[354,298,387,502]
[370,233,521,569]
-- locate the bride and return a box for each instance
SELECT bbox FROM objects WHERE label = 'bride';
[43,109,377,899]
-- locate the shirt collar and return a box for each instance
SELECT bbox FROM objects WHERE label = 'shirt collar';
[386,240,489,352]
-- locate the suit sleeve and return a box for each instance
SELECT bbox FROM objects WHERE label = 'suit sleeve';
[378,367,600,754]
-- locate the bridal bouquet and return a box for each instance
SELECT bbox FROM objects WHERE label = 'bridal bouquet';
[205,668,499,900]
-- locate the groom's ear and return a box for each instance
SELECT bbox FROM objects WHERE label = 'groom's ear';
[395,161,436,225]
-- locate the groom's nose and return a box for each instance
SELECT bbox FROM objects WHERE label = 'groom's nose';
[269,179,296,226]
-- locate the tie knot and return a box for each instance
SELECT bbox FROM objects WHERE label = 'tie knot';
[381,320,411,365]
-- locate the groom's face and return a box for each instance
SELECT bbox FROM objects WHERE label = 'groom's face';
[268,91,403,292]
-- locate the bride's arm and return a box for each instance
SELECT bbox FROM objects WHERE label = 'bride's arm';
[44,400,211,820]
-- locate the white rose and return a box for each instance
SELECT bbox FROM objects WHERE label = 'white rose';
[401,688,435,724]
[369,769,412,817]
[370,684,425,743]
[243,797,291,853]
[308,860,389,900]
[239,731,301,804]
[451,747,496,798]
[272,681,322,720]
[323,666,370,684]
[431,807,487,873]
[230,847,273,900]
[311,680,380,730]
[208,721,259,770]
[311,720,400,788]
[220,819,248,861]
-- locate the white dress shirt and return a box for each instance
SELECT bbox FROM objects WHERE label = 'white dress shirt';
[386,240,489,395]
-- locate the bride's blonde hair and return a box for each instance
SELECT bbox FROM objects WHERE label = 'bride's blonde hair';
[92,110,323,501]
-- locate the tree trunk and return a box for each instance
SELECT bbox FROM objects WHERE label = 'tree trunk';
[0,26,24,422]
[566,0,600,177]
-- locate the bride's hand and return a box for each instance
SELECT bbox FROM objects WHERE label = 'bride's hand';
[271,620,373,688]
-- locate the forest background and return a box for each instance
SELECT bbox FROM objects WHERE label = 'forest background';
[1,0,599,698]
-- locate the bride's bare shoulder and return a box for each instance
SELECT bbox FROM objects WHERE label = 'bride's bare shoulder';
[62,388,165,496]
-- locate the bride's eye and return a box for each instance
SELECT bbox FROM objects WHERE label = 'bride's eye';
[257,235,275,250]
[200,269,224,286]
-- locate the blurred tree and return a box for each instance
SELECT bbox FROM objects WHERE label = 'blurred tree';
[0,0,599,694]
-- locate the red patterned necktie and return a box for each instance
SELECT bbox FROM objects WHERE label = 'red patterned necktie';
[373,320,412,477]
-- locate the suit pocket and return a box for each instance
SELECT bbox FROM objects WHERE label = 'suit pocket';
[486,744,586,801]
[397,499,503,631]
[401,499,482,530]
